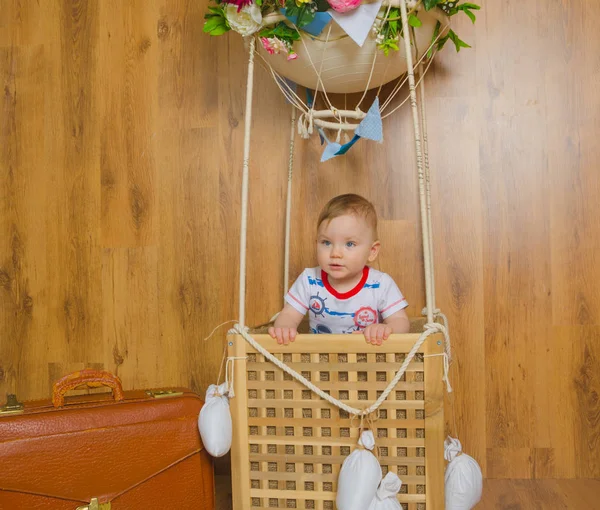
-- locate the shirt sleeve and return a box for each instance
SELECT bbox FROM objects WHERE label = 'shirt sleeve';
[285,269,310,315]
[378,274,408,319]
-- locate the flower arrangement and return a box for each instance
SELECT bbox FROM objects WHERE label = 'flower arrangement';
[204,0,480,60]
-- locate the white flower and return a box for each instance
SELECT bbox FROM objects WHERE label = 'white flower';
[225,4,262,36]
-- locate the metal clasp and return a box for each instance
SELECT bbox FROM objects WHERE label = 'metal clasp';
[76,498,111,510]
[145,390,183,399]
[0,394,24,415]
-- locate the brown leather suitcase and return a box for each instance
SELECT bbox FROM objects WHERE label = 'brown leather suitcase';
[0,369,215,509]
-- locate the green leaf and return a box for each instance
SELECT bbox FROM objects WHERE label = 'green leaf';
[448,29,471,51]
[378,39,400,56]
[284,2,316,27]
[208,24,230,35]
[462,8,476,23]
[437,34,450,51]
[272,22,301,40]
[427,20,441,58]
[203,17,222,31]
[203,17,229,35]
[458,3,480,23]
[408,14,422,27]
[284,1,301,17]
[259,22,300,45]
[297,5,316,27]
[423,0,441,10]
[207,6,222,15]
[460,3,481,10]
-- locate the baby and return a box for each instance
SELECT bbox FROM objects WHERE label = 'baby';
[268,194,410,345]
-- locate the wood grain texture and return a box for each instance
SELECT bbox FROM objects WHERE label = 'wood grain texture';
[1,0,599,480]
[215,477,600,509]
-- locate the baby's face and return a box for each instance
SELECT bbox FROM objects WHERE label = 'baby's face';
[316,214,379,284]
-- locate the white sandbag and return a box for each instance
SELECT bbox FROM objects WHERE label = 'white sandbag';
[198,382,232,457]
[368,472,403,509]
[444,437,483,510]
[336,430,382,510]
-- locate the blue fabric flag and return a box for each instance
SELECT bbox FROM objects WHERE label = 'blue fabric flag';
[281,9,332,37]
[355,97,383,142]
[319,128,361,162]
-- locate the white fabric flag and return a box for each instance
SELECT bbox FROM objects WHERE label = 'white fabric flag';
[329,0,384,47]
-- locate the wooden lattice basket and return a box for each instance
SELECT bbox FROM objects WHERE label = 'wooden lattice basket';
[228,333,445,509]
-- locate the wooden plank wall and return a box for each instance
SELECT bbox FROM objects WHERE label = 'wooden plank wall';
[1,0,599,479]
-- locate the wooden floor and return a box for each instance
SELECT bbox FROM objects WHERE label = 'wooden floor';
[215,477,600,509]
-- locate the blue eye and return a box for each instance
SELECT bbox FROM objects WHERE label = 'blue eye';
[321,240,331,246]
[346,241,356,248]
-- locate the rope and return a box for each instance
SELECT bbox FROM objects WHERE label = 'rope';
[423,307,451,362]
[238,37,256,328]
[355,45,379,111]
[411,33,451,364]
[215,344,228,386]
[284,106,296,296]
[203,320,238,342]
[253,48,309,114]
[312,24,334,116]
[232,322,447,415]
[423,352,452,393]
[380,14,449,114]
[414,40,436,312]
[380,52,435,118]
[225,356,248,397]
[293,22,337,115]
[398,0,433,324]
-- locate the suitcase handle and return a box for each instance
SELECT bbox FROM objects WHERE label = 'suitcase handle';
[52,369,125,408]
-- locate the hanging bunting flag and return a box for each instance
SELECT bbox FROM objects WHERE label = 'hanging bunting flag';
[355,96,383,142]
[281,9,332,37]
[334,134,361,155]
[319,128,361,162]
[328,0,383,47]
[318,97,383,162]
[306,88,315,108]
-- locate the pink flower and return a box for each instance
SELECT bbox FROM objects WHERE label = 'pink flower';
[261,37,277,55]
[261,36,297,60]
[327,0,362,13]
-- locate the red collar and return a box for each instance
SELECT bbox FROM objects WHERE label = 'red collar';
[321,266,369,299]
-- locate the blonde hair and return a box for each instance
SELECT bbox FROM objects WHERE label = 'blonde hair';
[317,194,378,238]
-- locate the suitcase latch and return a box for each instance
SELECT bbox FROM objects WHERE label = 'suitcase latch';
[0,394,24,415]
[145,390,183,399]
[76,498,111,510]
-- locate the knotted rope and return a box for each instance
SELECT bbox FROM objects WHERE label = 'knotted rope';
[232,322,448,416]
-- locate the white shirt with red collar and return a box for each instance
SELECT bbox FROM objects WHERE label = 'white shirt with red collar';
[285,266,408,334]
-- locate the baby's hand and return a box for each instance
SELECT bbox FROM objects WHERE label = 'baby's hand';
[268,326,297,345]
[355,324,392,346]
